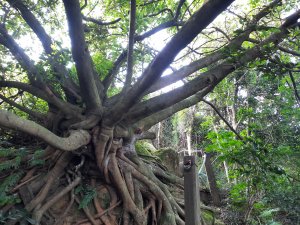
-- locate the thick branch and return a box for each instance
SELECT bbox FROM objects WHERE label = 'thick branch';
[0,80,83,119]
[145,0,282,94]
[0,28,84,118]
[103,0,191,93]
[0,81,50,100]
[0,109,91,151]
[104,20,184,93]
[6,0,81,102]
[105,0,235,125]
[106,0,281,109]
[0,25,42,85]
[124,0,136,92]
[134,86,214,130]
[126,63,233,123]
[103,50,127,93]
[6,0,52,53]
[63,0,102,114]
[127,12,300,123]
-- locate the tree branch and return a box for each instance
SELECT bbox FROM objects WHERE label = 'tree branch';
[174,0,186,20]
[134,86,214,130]
[134,20,182,42]
[102,50,127,94]
[63,0,103,114]
[212,26,231,41]
[0,25,43,85]
[6,0,52,53]
[105,0,235,126]
[288,71,300,104]
[248,39,300,58]
[0,109,91,151]
[144,0,283,95]
[103,0,192,94]
[0,93,45,120]
[147,8,173,18]
[0,27,82,118]
[0,81,51,100]
[104,20,182,95]
[202,99,244,140]
[126,13,300,123]
[124,0,136,93]
[138,0,161,7]
[83,16,121,26]
[278,45,300,57]
[0,80,83,119]
[6,0,81,102]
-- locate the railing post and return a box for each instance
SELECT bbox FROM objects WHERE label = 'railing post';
[184,155,201,225]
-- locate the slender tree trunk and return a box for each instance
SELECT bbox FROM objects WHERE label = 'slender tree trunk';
[187,132,192,155]
[157,122,162,149]
[205,152,221,206]
[223,161,230,183]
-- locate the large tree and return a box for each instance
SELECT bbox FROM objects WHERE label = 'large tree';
[0,0,299,224]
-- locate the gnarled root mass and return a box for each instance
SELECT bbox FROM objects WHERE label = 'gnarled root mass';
[1,126,185,225]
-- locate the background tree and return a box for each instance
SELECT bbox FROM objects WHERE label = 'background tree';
[0,0,299,224]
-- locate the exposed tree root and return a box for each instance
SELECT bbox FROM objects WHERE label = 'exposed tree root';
[25,152,72,212]
[33,177,81,224]
[11,174,40,193]
[3,127,187,225]
[53,177,75,225]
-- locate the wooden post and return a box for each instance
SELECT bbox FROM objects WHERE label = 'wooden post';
[184,155,201,225]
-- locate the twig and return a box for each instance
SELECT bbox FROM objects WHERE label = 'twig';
[124,0,136,93]
[202,99,244,141]
[11,174,40,193]
[83,16,121,26]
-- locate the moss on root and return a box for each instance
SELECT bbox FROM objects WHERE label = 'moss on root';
[202,209,215,225]
[135,140,156,156]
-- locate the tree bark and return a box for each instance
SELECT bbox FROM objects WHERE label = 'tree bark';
[0,110,90,151]
[63,0,103,114]
[205,153,221,206]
